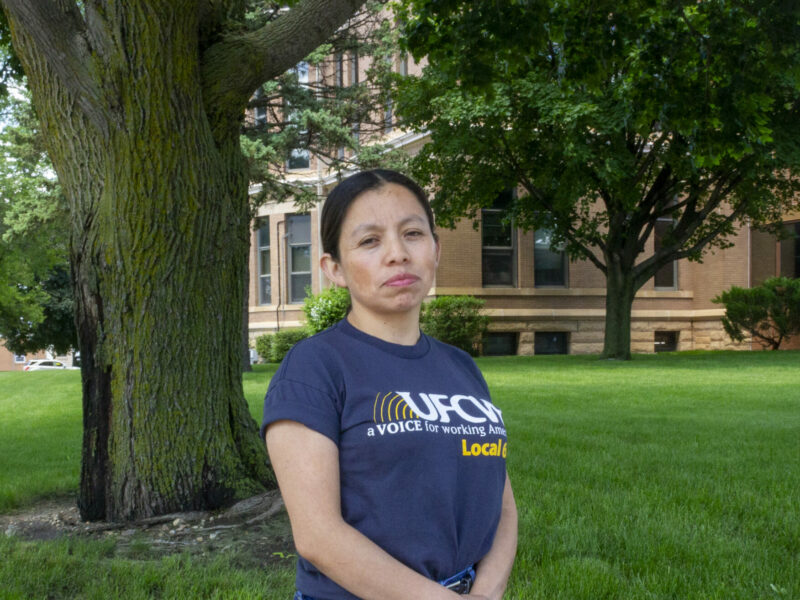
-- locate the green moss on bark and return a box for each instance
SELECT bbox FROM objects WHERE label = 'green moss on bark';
[7,5,274,521]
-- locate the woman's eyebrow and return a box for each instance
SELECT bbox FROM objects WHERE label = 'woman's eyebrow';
[349,222,382,237]
[349,215,426,237]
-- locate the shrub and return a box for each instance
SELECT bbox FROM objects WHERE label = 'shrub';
[303,285,350,334]
[269,328,310,363]
[254,333,273,363]
[713,276,800,350]
[421,295,489,356]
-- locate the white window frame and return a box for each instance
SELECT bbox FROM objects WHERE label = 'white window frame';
[287,214,312,303]
[481,206,517,287]
[257,218,271,305]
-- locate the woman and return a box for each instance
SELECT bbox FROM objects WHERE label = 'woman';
[262,169,517,600]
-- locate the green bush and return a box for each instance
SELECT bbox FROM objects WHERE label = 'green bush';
[254,333,273,363]
[303,285,350,334]
[421,295,489,356]
[269,328,309,363]
[713,276,800,350]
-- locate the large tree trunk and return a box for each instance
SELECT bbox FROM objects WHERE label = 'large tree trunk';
[242,254,253,373]
[7,9,272,521]
[601,257,637,360]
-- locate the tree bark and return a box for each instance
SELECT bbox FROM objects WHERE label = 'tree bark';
[4,5,277,521]
[601,257,637,360]
[242,252,253,373]
[3,0,364,521]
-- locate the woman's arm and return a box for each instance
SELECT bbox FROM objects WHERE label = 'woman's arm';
[266,420,461,600]
[467,472,518,600]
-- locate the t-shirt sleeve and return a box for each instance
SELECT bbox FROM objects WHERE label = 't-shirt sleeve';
[261,377,341,445]
[259,337,343,445]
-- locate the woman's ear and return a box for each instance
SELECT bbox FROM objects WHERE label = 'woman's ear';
[321,253,347,288]
[434,239,441,268]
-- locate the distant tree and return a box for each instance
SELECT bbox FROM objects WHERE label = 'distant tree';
[394,0,800,359]
[3,266,76,355]
[714,277,800,350]
[0,0,364,522]
[0,83,74,355]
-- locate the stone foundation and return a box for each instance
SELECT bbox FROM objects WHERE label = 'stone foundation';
[489,316,751,355]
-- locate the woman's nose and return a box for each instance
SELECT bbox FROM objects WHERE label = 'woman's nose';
[384,235,410,264]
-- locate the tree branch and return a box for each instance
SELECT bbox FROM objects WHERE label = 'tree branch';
[673,203,745,261]
[1,0,110,133]
[201,0,364,125]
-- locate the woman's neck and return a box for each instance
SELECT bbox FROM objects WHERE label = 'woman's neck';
[346,310,421,346]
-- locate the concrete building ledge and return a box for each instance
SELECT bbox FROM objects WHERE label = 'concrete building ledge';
[484,308,725,320]
[249,321,304,334]
[430,287,693,299]
[250,305,305,313]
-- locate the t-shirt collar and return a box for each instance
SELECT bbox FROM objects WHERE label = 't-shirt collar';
[337,318,430,359]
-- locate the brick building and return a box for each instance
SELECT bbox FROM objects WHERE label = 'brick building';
[247,55,800,355]
[248,187,799,355]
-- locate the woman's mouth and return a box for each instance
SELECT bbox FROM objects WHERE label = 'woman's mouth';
[384,273,420,287]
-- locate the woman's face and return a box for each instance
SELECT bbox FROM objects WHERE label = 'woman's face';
[322,183,439,323]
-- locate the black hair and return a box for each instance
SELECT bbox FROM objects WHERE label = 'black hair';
[320,169,437,261]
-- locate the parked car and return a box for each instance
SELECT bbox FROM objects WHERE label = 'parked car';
[24,360,67,371]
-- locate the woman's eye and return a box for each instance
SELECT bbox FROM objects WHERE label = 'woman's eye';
[405,230,423,238]
[359,237,378,246]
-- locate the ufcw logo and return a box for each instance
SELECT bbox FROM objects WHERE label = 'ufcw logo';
[372,391,504,425]
[373,392,420,423]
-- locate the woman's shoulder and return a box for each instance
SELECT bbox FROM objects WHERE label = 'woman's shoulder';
[271,323,349,386]
[424,335,488,387]
[425,334,477,363]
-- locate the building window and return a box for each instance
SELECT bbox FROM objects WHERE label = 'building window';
[534,332,569,355]
[252,88,267,127]
[654,331,678,352]
[257,218,271,305]
[287,214,311,303]
[349,52,359,86]
[334,54,344,160]
[335,53,344,88]
[287,62,310,171]
[287,148,310,170]
[534,228,567,286]
[13,354,25,364]
[384,95,393,134]
[399,54,408,77]
[779,222,800,278]
[482,190,516,287]
[293,61,309,85]
[654,218,677,289]
[484,333,518,356]
[384,57,394,134]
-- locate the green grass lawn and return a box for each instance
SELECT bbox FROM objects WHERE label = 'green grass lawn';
[1,351,798,599]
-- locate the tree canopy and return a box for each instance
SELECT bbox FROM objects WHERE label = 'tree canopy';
[241,2,408,210]
[395,0,800,359]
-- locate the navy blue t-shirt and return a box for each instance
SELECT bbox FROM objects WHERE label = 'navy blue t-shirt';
[261,319,508,600]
